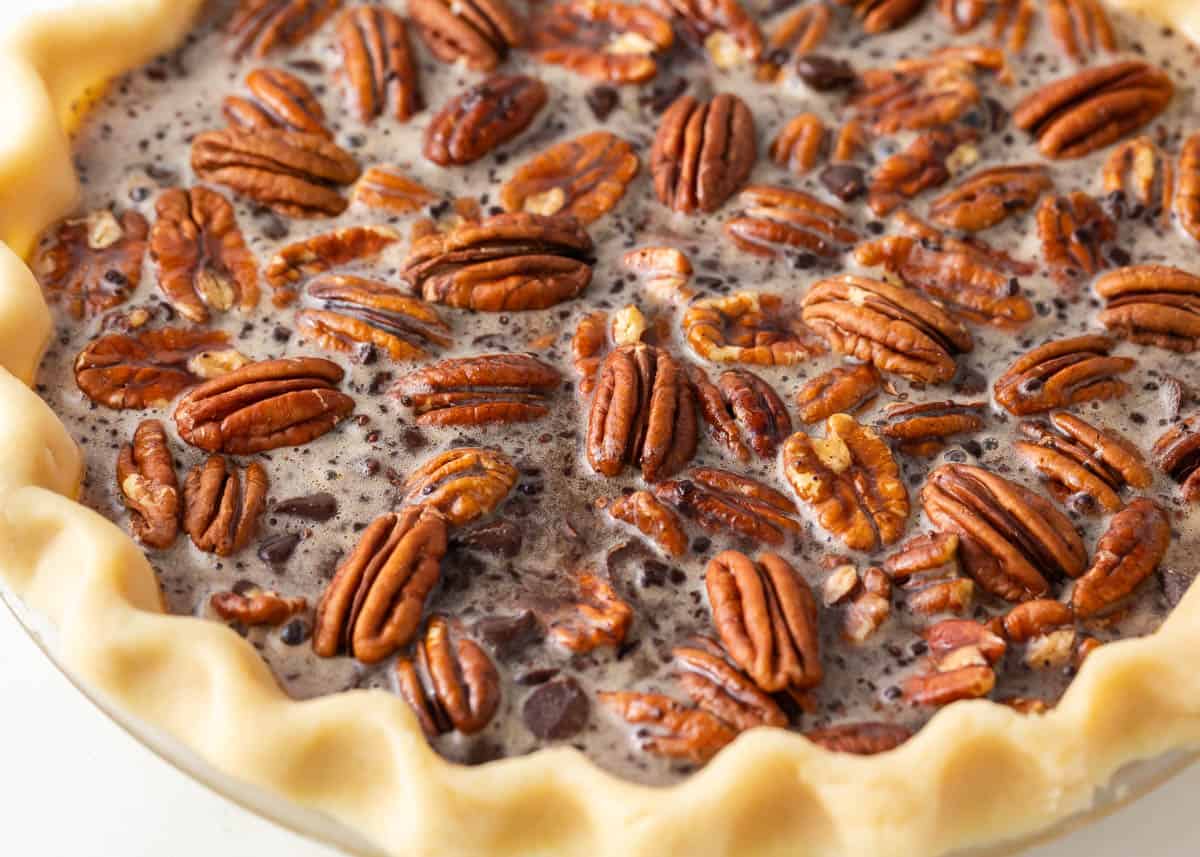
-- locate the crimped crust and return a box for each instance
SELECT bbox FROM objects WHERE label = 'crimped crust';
[2,2,1200,856]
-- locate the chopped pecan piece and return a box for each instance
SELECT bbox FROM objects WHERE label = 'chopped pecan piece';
[265,224,400,307]
[549,572,634,653]
[782,413,909,551]
[879,400,986,458]
[691,367,792,460]
[929,164,1052,232]
[801,275,973,384]
[222,67,330,138]
[651,93,757,214]
[396,615,501,736]
[1102,136,1173,223]
[769,114,826,175]
[401,212,594,311]
[572,309,608,393]
[867,126,979,216]
[1153,414,1200,500]
[336,6,422,122]
[623,246,695,306]
[756,4,832,82]
[116,420,180,549]
[924,618,1007,664]
[883,531,959,582]
[838,0,925,33]
[34,209,148,320]
[673,640,788,730]
[822,564,860,606]
[150,187,259,323]
[531,0,673,84]
[894,210,1036,275]
[313,506,448,663]
[685,291,822,366]
[1037,192,1115,288]
[174,357,354,453]
[211,586,307,627]
[908,578,974,616]
[1094,265,1200,353]
[1073,499,1170,618]
[1177,133,1200,244]
[1001,599,1073,643]
[392,353,560,425]
[352,165,438,214]
[903,664,994,706]
[425,75,547,166]
[805,722,912,755]
[922,464,1087,601]
[411,0,523,72]
[183,456,268,556]
[650,0,763,62]
[604,491,689,558]
[844,566,892,642]
[500,132,640,224]
[795,363,879,424]
[227,0,341,58]
[1013,61,1174,160]
[1046,0,1116,61]
[191,127,360,218]
[850,47,1004,133]
[598,691,737,764]
[724,185,858,260]
[993,335,1133,416]
[401,447,518,527]
[654,467,801,546]
[1001,696,1051,715]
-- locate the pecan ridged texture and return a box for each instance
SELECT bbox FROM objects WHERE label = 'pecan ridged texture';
[684,291,822,366]
[1152,414,1200,501]
[227,0,341,58]
[211,587,307,626]
[673,640,788,731]
[223,67,330,137]
[649,0,764,62]
[549,573,634,653]
[879,400,986,458]
[424,75,547,167]
[654,467,801,546]
[392,353,560,426]
[805,722,912,755]
[265,224,399,306]
[768,113,826,175]
[839,0,925,33]
[500,131,640,225]
[34,209,148,320]
[352,165,438,214]
[690,366,792,461]
[1046,0,1116,62]
[396,615,501,736]
[183,456,268,556]
[604,490,689,558]
[116,420,180,549]
[531,0,673,84]
[993,335,1134,416]
[410,0,524,72]
[400,447,518,527]
[1102,136,1174,224]
[724,185,858,260]
[1177,133,1200,244]
[1037,192,1115,288]
[598,691,736,764]
[867,127,978,216]
[937,0,1033,52]
[1094,265,1200,353]
[929,164,1052,232]
[1000,599,1074,643]
[755,4,832,82]
[651,93,757,214]
[795,363,879,424]
[1071,499,1170,618]
[337,5,422,122]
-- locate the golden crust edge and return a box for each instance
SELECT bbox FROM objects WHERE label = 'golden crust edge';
[0,1,1198,856]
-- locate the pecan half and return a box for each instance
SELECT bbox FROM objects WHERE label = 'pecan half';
[673,640,788,730]
[756,4,832,82]
[1001,599,1073,642]
[223,67,330,138]
[654,467,801,546]
[598,691,737,764]
[651,93,757,214]
[183,456,268,556]
[1013,61,1174,160]
[191,127,360,218]
[587,343,698,481]
[894,210,1035,275]
[116,420,180,549]
[867,127,979,217]
[724,185,858,260]
[768,113,826,175]
[392,353,560,425]
[706,550,821,693]
[993,335,1134,416]
[1153,414,1200,501]
[500,132,640,224]
[879,400,986,458]
[839,0,925,33]
[572,309,608,393]
[265,223,399,307]
[805,722,912,755]
[174,357,354,453]
[691,366,792,460]
[227,0,340,58]
[1095,265,1200,353]
[795,364,879,424]
[850,47,1004,133]
[549,572,634,652]
[908,578,974,616]
[150,187,259,323]
[352,165,438,214]
[410,0,524,72]
[401,212,594,311]
[1178,133,1200,244]
[1102,136,1173,223]
[211,586,307,626]
[801,275,973,384]
[400,447,518,527]
[883,531,959,583]
[1047,0,1116,61]
[649,0,764,63]
[1037,192,1115,288]
[922,464,1087,601]
[937,0,1033,53]
[604,490,689,558]
[929,164,1052,232]
[313,505,448,662]
[531,0,673,83]
[782,413,909,551]
[1072,499,1170,618]
[34,209,148,320]
[425,75,548,167]
[336,6,422,122]
[623,246,695,306]
[396,615,501,736]
[684,291,822,366]
[903,665,994,706]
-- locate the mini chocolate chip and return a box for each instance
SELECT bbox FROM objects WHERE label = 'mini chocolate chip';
[586,85,619,121]
[474,610,542,656]
[640,560,669,587]
[280,618,310,646]
[794,54,857,91]
[260,214,289,241]
[819,164,866,202]
[1108,246,1132,266]
[274,492,338,521]
[272,325,292,343]
[522,677,590,740]
[257,532,301,566]
[456,518,524,557]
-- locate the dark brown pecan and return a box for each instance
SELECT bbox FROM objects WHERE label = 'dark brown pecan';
[883,531,959,582]
[1153,414,1200,501]
[75,327,245,409]
[227,0,341,58]
[1072,499,1170,618]
[424,75,547,167]
[690,366,791,461]
[654,467,801,546]
[150,187,259,323]
[838,0,925,33]
[649,0,764,63]
[1013,61,1174,160]
[1001,599,1073,642]
[756,4,831,82]
[401,212,594,311]
[684,291,822,366]
[1047,0,1116,61]
[651,93,757,214]
[116,420,180,549]
[795,364,879,425]
[1016,411,1151,513]
[867,127,979,216]
[805,722,912,754]
[1102,136,1174,224]
[549,572,634,653]
[396,615,501,736]
[922,464,1087,601]
[265,224,399,307]
[223,67,330,138]
[604,490,689,558]
[410,0,524,72]
[392,353,560,426]
[313,505,448,663]
[34,209,148,320]
[673,640,788,731]
[298,274,451,363]
[724,185,858,260]
[572,309,608,393]
[768,113,826,175]
[183,455,268,556]
[598,691,737,764]
[500,132,640,225]
[993,335,1134,416]
[706,550,821,693]
[352,165,438,214]
[801,275,973,384]
[587,343,698,481]
[1094,265,1200,353]
[191,127,360,218]
[1037,192,1115,288]
[336,5,422,122]
[174,356,354,453]
[929,164,1052,232]
[782,413,909,551]
[400,447,518,527]
[937,0,1033,52]
[879,400,986,458]
[531,0,673,84]
[211,586,307,626]
[1178,133,1200,244]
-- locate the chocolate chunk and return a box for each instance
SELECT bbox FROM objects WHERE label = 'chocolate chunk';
[455,518,524,557]
[274,492,338,521]
[257,532,301,566]
[522,677,590,740]
[586,86,619,121]
[795,55,857,92]
[819,164,866,202]
[280,618,310,646]
[640,78,688,114]
[474,610,542,656]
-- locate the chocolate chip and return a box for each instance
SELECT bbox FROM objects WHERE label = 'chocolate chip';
[819,164,866,202]
[640,77,688,114]
[794,54,857,91]
[522,677,590,740]
[455,518,524,557]
[640,560,669,587]
[274,492,338,521]
[257,533,300,566]
[280,618,310,646]
[474,610,542,656]
[585,85,619,121]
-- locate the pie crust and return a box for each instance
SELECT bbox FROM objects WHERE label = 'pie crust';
[4,1,1200,855]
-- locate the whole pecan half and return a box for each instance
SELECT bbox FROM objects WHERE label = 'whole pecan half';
[883,531,959,583]
[690,366,792,461]
[401,212,594,311]
[174,356,354,453]
[922,464,1087,601]
[211,586,307,626]
[850,47,1004,133]
[993,335,1134,416]
[396,615,501,736]
[1046,0,1116,61]
[191,127,360,218]
[183,455,268,556]
[598,691,737,764]
[724,185,858,260]
[1094,265,1200,353]
[116,420,180,549]
[400,447,518,527]
[34,209,148,319]
[424,75,547,167]
[1072,499,1170,618]
[1000,599,1073,643]
[651,93,757,214]
[756,4,832,82]
[336,5,422,122]
[531,0,673,83]
[782,413,909,551]
[1037,192,1115,288]
[587,343,698,481]
[654,467,801,546]
[805,722,912,755]
[879,400,986,458]
[352,165,438,214]
[838,0,925,33]
[706,550,821,693]
[223,67,330,138]
[795,363,879,424]
[392,353,560,425]
[265,224,399,306]
[549,572,634,653]
[801,275,973,384]
[1102,136,1174,224]
[1152,414,1200,500]
[649,0,764,62]
[768,113,826,175]
[227,0,341,58]
[313,505,448,663]
[1177,133,1200,244]
[410,0,524,72]
[673,640,788,731]
[684,291,822,366]
[1013,61,1174,160]
[867,127,979,216]
[604,490,689,558]
[500,132,640,224]
[929,164,1052,232]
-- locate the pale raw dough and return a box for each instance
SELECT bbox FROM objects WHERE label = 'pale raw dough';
[1,2,1200,856]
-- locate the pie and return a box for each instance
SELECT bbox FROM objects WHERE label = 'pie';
[3,0,1200,854]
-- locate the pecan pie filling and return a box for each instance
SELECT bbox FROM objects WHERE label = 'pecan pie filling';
[30,0,1200,783]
